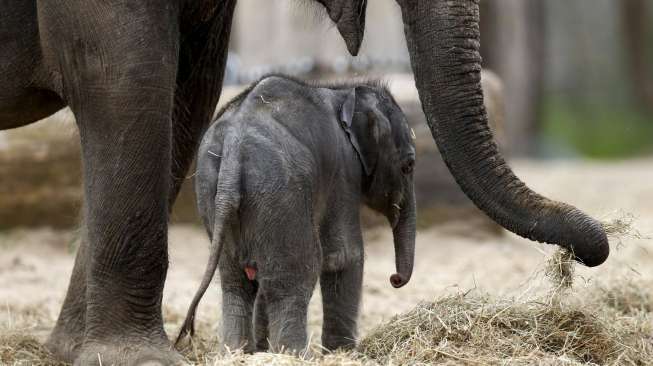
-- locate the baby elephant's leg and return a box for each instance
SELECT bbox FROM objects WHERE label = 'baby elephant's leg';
[219,256,257,352]
[258,269,318,353]
[320,264,363,350]
[253,295,269,352]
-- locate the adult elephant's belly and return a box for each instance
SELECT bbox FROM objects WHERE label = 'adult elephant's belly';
[0,1,66,130]
[0,89,66,130]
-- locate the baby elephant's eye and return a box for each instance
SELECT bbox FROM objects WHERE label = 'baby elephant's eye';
[401,158,415,175]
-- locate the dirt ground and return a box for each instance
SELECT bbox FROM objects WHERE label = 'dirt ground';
[1,159,652,364]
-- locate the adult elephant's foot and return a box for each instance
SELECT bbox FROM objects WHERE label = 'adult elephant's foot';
[45,330,84,363]
[74,340,187,366]
[46,238,89,363]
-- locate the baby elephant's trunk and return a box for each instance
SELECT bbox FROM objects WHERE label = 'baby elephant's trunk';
[390,185,416,288]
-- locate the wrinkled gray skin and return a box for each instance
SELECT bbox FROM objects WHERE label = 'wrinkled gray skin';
[177,75,416,353]
[0,1,609,365]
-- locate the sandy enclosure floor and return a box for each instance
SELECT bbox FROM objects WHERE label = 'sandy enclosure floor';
[1,159,652,359]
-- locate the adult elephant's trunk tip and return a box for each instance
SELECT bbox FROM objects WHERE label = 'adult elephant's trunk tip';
[536,204,609,267]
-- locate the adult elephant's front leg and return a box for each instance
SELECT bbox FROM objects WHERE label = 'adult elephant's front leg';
[46,3,237,363]
[74,74,180,364]
[39,2,183,365]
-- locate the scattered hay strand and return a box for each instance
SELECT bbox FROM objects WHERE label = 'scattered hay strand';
[601,211,646,248]
[595,279,653,315]
[178,334,375,366]
[545,249,576,293]
[0,332,66,366]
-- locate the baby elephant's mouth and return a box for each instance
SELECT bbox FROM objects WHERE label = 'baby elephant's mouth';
[389,202,401,228]
[388,189,404,229]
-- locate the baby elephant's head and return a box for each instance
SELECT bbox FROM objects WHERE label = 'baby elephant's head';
[339,84,416,288]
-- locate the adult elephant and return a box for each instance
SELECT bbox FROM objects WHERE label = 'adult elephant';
[0,1,609,365]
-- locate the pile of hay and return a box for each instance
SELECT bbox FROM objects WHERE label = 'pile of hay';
[357,217,651,365]
[358,283,651,365]
[359,244,651,365]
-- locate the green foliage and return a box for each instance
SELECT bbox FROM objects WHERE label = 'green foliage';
[542,98,653,159]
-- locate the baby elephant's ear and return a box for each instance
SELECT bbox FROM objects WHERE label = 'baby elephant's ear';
[340,89,356,128]
[339,89,373,176]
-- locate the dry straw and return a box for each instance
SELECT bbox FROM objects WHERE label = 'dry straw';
[358,281,652,365]
[3,282,651,366]
[2,212,651,365]
[601,211,646,245]
[4,277,651,366]
[0,333,67,366]
[5,276,653,366]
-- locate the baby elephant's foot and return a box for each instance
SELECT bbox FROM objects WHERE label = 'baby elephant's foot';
[73,340,187,366]
[322,335,356,352]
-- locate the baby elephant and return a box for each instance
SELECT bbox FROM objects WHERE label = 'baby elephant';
[177,75,416,353]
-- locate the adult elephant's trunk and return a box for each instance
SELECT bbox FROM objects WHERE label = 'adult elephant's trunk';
[397,0,609,266]
[390,185,416,288]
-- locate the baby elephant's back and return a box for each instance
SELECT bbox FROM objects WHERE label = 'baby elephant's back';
[209,76,346,248]
[239,118,317,199]
[233,76,342,206]
[231,118,322,255]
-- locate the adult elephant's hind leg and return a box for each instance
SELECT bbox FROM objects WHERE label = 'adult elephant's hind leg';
[38,2,183,365]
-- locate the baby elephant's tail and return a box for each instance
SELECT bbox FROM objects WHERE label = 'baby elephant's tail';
[175,135,241,347]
